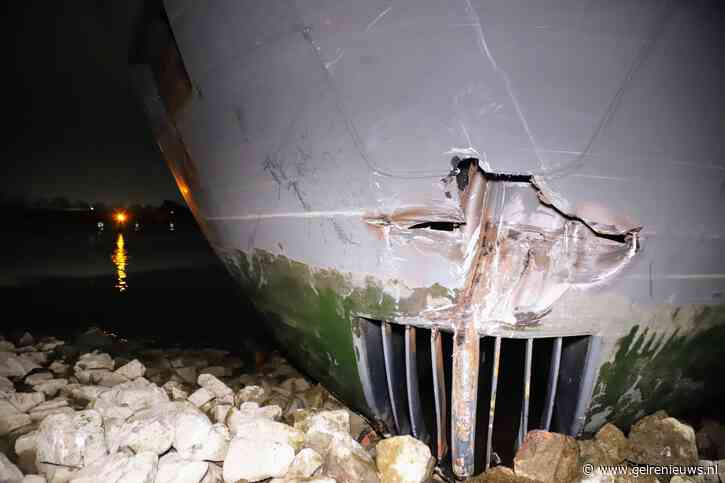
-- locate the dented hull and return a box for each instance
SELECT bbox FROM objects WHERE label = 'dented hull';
[134,0,725,476]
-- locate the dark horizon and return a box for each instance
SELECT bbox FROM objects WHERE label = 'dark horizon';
[4,0,182,206]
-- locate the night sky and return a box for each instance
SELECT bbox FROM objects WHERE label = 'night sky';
[5,1,181,206]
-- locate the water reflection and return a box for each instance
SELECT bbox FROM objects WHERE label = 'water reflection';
[111,233,128,292]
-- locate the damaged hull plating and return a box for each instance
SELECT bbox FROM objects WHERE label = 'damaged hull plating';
[135,0,725,478]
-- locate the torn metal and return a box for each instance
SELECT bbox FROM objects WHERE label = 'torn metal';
[364,157,641,331]
[366,157,641,478]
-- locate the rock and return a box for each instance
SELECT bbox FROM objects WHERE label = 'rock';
[297,410,350,434]
[211,404,232,424]
[466,466,532,482]
[697,420,725,460]
[349,411,372,439]
[323,431,380,483]
[32,378,68,398]
[229,417,304,450]
[35,410,107,472]
[376,435,435,483]
[38,338,65,352]
[174,409,230,462]
[28,398,74,424]
[107,407,175,455]
[32,398,70,412]
[8,391,45,412]
[162,380,189,401]
[223,437,295,482]
[69,450,158,483]
[198,374,233,399]
[21,476,47,483]
[227,402,282,430]
[176,367,198,384]
[302,411,352,457]
[73,352,114,372]
[97,371,131,387]
[513,431,579,483]
[298,385,332,410]
[156,451,209,483]
[114,359,146,380]
[280,377,312,394]
[0,339,16,351]
[200,463,223,483]
[579,423,628,466]
[1,375,14,396]
[15,430,39,474]
[61,384,107,404]
[95,377,169,412]
[286,448,323,479]
[1,352,41,378]
[0,452,24,483]
[18,332,35,347]
[0,399,32,436]
[25,372,54,386]
[236,385,266,405]
[43,466,76,483]
[627,411,698,467]
[700,459,725,483]
[188,387,215,407]
[48,361,69,376]
[24,352,50,367]
[137,401,229,460]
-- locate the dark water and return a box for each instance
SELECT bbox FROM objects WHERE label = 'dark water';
[0,210,263,350]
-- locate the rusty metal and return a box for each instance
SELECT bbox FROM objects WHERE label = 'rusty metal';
[517,338,534,449]
[405,325,429,443]
[450,324,480,478]
[485,336,502,471]
[430,328,448,461]
[541,337,562,431]
[382,321,410,434]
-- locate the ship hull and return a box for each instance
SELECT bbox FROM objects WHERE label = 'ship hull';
[134,0,725,475]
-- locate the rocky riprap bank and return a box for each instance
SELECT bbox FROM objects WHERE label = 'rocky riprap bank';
[0,329,723,483]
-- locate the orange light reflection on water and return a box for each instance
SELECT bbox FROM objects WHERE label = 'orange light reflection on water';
[111,233,128,292]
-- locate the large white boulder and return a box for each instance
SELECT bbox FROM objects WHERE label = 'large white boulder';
[0,399,31,436]
[36,410,108,472]
[174,410,230,461]
[323,431,379,483]
[25,373,53,386]
[222,437,295,483]
[0,452,24,483]
[107,409,175,455]
[230,417,304,450]
[155,451,209,483]
[32,379,68,398]
[114,359,146,380]
[28,397,72,424]
[375,435,435,483]
[15,430,39,474]
[0,352,41,378]
[8,391,45,412]
[94,377,169,413]
[73,353,114,372]
[69,450,158,483]
[21,476,47,483]
[0,375,15,396]
[197,374,233,401]
[225,402,282,433]
[286,448,323,479]
[188,387,215,408]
